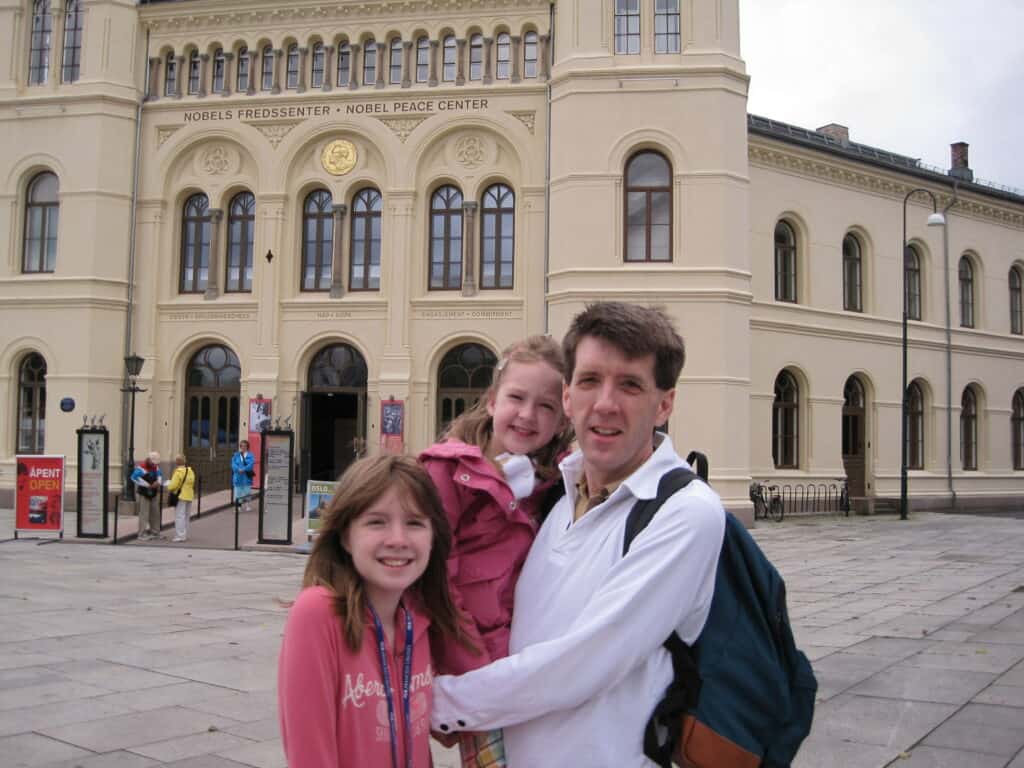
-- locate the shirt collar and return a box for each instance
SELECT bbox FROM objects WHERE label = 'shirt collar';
[559,432,679,506]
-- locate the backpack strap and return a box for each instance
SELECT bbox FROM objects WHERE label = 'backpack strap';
[537,476,566,524]
[622,466,696,556]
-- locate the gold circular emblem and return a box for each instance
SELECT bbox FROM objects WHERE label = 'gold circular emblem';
[321,139,357,176]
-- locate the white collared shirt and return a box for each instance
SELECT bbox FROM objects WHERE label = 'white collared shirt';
[432,435,726,767]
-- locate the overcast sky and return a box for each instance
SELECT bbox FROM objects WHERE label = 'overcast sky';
[738,0,1024,191]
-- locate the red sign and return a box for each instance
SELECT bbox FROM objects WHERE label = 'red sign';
[248,398,272,489]
[380,399,404,454]
[15,455,65,533]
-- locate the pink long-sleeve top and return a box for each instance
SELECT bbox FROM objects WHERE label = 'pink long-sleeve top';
[419,440,555,676]
[278,586,434,768]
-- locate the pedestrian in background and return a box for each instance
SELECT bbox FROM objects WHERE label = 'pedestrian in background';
[167,454,196,542]
[231,440,255,512]
[130,452,163,540]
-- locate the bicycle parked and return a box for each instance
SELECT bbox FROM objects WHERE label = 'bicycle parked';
[749,480,784,522]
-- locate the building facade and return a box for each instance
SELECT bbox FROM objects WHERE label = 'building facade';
[2,0,1022,516]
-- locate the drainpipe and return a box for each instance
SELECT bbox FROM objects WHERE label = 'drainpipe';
[543,2,554,334]
[942,181,959,509]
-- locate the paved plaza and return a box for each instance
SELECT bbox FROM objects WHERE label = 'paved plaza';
[1,510,1023,768]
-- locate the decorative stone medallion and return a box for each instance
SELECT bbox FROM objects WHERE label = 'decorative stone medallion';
[321,139,358,175]
[454,135,486,168]
[202,146,232,175]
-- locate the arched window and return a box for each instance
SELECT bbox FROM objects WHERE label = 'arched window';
[17,353,47,453]
[772,371,799,469]
[415,36,429,82]
[226,192,254,293]
[310,42,325,88]
[28,0,52,85]
[961,387,978,470]
[350,188,382,291]
[164,51,177,96]
[389,38,403,84]
[180,194,210,293]
[469,34,483,81]
[212,48,225,92]
[23,172,59,273]
[187,49,201,94]
[906,381,925,470]
[655,0,681,53]
[437,343,497,433]
[842,233,863,311]
[481,183,514,289]
[625,151,672,262]
[442,35,456,82]
[1009,266,1022,335]
[236,46,250,92]
[774,220,797,302]
[261,45,274,91]
[61,0,83,83]
[496,33,511,79]
[1013,389,1024,470]
[959,256,975,328]
[285,43,299,89]
[309,344,368,389]
[905,244,922,321]
[302,190,333,291]
[523,31,539,77]
[614,0,641,54]
[429,186,463,290]
[337,42,351,86]
[363,39,377,85]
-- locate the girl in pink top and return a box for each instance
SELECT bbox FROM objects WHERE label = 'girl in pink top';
[420,336,572,768]
[279,455,468,768]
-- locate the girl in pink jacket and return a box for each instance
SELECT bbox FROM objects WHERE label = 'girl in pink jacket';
[278,455,468,768]
[420,336,573,768]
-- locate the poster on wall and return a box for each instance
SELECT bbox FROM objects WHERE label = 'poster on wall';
[380,399,404,454]
[305,480,334,537]
[248,398,272,490]
[259,430,293,544]
[15,455,65,537]
[76,428,108,538]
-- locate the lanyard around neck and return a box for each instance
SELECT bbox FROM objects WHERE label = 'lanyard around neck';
[368,604,415,768]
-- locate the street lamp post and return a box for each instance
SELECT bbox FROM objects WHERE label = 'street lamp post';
[901,189,946,520]
[121,354,146,501]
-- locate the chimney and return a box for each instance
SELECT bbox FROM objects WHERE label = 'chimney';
[949,142,974,182]
[817,123,850,146]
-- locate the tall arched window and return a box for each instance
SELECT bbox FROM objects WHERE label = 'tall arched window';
[350,188,382,291]
[961,386,978,471]
[905,244,922,321]
[496,33,511,79]
[226,192,254,293]
[1013,389,1024,470]
[959,256,975,328]
[23,172,59,273]
[164,51,177,96]
[261,45,274,91]
[17,353,47,453]
[625,151,672,262]
[774,220,797,302]
[415,36,429,82]
[311,42,325,88]
[772,371,799,468]
[337,42,351,85]
[523,31,538,78]
[441,35,456,82]
[212,48,225,92]
[236,46,249,92]
[187,49,201,94]
[285,43,299,89]
[28,0,52,85]
[302,190,333,291]
[1009,266,1022,335]
[61,0,83,83]
[481,183,514,289]
[429,186,463,290]
[437,343,497,433]
[389,37,403,84]
[842,233,863,311]
[906,381,925,470]
[180,193,210,293]
[363,39,377,85]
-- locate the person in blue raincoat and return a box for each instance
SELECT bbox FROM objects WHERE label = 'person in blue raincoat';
[231,440,255,511]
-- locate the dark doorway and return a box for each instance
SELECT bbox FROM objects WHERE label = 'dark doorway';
[841,375,867,499]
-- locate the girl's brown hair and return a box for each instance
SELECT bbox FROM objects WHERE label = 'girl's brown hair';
[442,335,573,479]
[302,454,464,651]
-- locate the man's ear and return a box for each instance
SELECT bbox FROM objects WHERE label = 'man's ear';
[562,381,573,421]
[656,387,676,427]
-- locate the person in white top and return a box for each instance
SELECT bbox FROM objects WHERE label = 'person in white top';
[432,302,727,767]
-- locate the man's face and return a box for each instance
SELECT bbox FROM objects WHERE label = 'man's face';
[563,336,675,491]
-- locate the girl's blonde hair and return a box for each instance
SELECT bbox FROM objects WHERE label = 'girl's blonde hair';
[301,454,465,651]
[441,335,572,479]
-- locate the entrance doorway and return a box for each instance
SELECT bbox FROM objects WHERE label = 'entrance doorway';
[183,345,241,492]
[301,344,367,487]
[841,375,867,499]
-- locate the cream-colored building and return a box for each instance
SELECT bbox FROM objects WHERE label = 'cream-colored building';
[2,0,1022,517]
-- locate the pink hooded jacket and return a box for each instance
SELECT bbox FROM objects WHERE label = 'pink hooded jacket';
[420,440,555,676]
[278,587,434,768]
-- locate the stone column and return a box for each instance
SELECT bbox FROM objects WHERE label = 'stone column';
[455,38,466,85]
[247,49,258,95]
[374,44,385,89]
[322,45,335,91]
[198,53,209,97]
[174,56,184,98]
[461,201,478,297]
[221,52,234,96]
[510,35,522,83]
[401,41,413,88]
[204,209,223,300]
[297,47,308,92]
[271,48,283,94]
[428,40,439,87]
[482,37,493,84]
[330,204,348,298]
[539,34,551,80]
[147,57,161,100]
[348,44,360,89]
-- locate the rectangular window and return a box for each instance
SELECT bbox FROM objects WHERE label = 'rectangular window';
[614,0,640,55]
[654,0,681,53]
[390,40,403,84]
[237,48,249,92]
[363,42,377,85]
[416,39,429,82]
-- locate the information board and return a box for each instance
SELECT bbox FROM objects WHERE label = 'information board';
[76,428,108,538]
[259,430,293,544]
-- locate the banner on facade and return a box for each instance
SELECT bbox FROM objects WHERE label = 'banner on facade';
[305,480,334,537]
[15,455,65,536]
[259,430,293,544]
[248,398,272,490]
[76,428,108,538]
[380,399,404,454]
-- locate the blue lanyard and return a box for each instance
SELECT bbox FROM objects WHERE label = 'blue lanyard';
[369,604,415,768]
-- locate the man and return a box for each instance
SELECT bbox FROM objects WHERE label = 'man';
[432,302,726,767]
[130,452,163,540]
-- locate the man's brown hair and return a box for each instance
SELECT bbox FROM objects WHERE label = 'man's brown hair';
[562,302,685,390]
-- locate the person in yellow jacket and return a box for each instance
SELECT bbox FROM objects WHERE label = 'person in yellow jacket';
[167,454,196,543]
